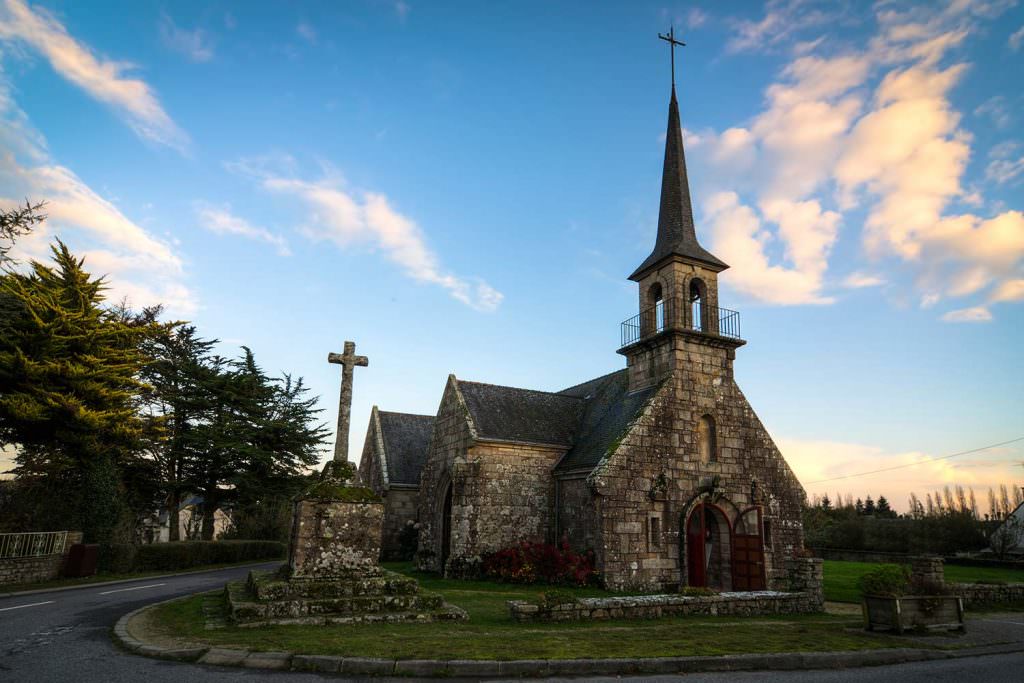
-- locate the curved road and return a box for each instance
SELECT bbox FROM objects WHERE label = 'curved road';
[1,565,1022,682]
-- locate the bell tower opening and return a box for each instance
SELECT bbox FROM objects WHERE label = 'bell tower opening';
[689,278,707,332]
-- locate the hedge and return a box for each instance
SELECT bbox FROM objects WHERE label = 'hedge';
[98,540,285,573]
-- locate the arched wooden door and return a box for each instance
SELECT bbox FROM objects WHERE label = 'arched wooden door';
[731,506,766,590]
[440,482,453,574]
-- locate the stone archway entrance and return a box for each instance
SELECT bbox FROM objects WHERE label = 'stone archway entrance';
[440,482,453,573]
[685,503,732,590]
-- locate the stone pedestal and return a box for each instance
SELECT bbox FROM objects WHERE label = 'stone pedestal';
[786,557,824,611]
[288,499,383,579]
[226,476,466,627]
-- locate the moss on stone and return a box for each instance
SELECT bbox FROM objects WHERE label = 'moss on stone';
[300,481,381,503]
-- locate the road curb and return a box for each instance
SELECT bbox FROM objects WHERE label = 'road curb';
[112,595,1024,678]
[0,560,284,599]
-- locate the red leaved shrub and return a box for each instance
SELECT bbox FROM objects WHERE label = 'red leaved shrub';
[481,539,597,586]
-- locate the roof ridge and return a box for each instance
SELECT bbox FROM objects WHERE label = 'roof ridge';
[557,368,626,395]
[377,410,436,420]
[457,378,584,401]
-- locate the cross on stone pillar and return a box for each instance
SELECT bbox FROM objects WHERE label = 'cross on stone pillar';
[327,340,368,463]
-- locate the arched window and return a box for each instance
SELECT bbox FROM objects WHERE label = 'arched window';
[689,278,708,331]
[698,414,717,463]
[648,282,665,332]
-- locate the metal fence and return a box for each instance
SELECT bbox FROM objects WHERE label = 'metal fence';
[0,531,69,559]
[620,300,742,347]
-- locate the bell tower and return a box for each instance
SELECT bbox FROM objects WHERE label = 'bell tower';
[618,79,744,392]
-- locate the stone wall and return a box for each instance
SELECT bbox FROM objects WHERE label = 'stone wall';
[592,337,806,592]
[415,376,477,573]
[0,531,83,586]
[381,487,418,560]
[509,591,820,623]
[455,441,564,559]
[555,475,601,552]
[951,582,1024,608]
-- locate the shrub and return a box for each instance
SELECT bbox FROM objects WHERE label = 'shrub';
[858,564,910,597]
[679,586,717,597]
[98,540,285,573]
[539,589,578,609]
[481,540,597,586]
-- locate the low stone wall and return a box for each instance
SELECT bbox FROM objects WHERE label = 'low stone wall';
[0,531,83,586]
[951,582,1024,608]
[508,591,821,623]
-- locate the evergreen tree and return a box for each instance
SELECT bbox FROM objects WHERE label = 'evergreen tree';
[138,323,217,540]
[864,495,876,516]
[0,242,150,542]
[0,201,45,264]
[876,495,893,518]
[854,498,864,515]
[820,494,832,511]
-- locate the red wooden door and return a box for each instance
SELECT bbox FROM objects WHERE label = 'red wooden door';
[686,505,706,587]
[731,507,766,590]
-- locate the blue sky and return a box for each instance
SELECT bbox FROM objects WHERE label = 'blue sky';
[1,0,1022,510]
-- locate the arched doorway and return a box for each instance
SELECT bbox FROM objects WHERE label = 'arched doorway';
[440,482,453,574]
[685,503,732,590]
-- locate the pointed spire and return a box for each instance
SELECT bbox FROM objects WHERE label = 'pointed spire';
[629,86,727,281]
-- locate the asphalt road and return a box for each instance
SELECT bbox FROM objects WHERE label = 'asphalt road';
[1,565,1022,682]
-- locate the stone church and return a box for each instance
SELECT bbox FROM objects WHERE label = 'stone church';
[358,84,806,591]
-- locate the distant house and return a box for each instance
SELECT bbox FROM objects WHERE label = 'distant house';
[138,496,234,543]
[990,501,1024,558]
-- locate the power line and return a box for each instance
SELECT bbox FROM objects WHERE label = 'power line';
[804,436,1024,485]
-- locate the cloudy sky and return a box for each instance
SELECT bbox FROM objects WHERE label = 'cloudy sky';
[1,0,1022,510]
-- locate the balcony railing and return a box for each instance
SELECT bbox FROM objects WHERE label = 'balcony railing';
[0,530,68,559]
[620,298,742,347]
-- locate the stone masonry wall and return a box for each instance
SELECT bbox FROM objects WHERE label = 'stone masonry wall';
[0,531,84,585]
[381,487,418,560]
[356,415,386,496]
[555,475,602,553]
[416,377,476,573]
[288,500,383,579]
[594,336,806,592]
[454,441,565,560]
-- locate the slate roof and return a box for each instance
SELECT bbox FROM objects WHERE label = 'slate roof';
[454,369,657,473]
[458,381,581,446]
[378,411,435,486]
[555,370,658,472]
[629,87,728,281]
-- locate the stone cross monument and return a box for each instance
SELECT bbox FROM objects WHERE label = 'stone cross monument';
[327,340,368,463]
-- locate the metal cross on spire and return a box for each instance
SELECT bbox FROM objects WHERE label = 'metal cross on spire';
[658,26,686,89]
[327,340,368,463]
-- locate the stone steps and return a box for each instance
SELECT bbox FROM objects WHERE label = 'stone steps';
[247,569,421,601]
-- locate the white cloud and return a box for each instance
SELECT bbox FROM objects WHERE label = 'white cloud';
[699,2,1024,317]
[990,278,1024,303]
[941,306,993,322]
[779,435,1023,512]
[842,272,886,288]
[0,0,187,150]
[1009,25,1024,50]
[0,64,195,314]
[160,13,214,63]
[974,95,1012,128]
[704,191,836,305]
[195,203,290,256]
[686,8,709,29]
[727,0,847,54]
[986,155,1024,185]
[296,22,317,45]
[230,160,503,312]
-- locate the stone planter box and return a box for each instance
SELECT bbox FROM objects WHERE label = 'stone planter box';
[862,595,964,634]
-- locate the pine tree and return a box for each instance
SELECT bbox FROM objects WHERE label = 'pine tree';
[864,495,876,516]
[0,242,150,542]
[876,495,893,517]
[855,498,864,515]
[820,494,832,511]
[0,201,45,264]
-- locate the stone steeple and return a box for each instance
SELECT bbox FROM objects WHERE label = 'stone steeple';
[629,86,728,281]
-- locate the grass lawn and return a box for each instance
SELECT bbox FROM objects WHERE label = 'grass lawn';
[0,558,282,595]
[146,562,902,661]
[823,560,1024,603]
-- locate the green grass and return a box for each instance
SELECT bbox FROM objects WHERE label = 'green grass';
[147,562,901,661]
[0,558,281,595]
[823,560,1024,604]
